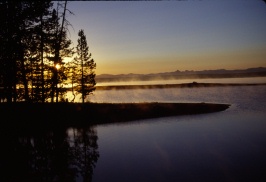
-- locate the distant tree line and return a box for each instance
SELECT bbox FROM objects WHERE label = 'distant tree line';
[0,1,96,103]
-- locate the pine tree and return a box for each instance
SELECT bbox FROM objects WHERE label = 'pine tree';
[46,2,73,103]
[74,29,96,103]
[0,1,54,102]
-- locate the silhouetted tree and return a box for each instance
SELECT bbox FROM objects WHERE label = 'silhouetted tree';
[26,1,54,103]
[65,61,78,102]
[1,1,99,103]
[47,2,73,103]
[74,29,96,103]
[0,1,23,102]
[0,1,54,102]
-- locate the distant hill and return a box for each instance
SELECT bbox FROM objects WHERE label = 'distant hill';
[96,67,266,82]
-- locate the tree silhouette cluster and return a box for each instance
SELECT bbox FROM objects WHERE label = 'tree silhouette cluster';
[0,1,96,103]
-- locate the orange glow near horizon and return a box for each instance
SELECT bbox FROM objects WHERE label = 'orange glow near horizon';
[94,49,266,75]
[66,1,266,75]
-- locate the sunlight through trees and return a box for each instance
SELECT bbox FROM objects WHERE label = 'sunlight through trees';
[0,1,96,103]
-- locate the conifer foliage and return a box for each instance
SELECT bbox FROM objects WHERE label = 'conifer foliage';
[0,1,96,103]
[74,29,96,103]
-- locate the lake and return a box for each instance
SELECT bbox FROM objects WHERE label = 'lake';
[1,77,266,182]
[90,82,266,182]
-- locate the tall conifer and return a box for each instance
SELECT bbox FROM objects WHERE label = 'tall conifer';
[74,29,96,103]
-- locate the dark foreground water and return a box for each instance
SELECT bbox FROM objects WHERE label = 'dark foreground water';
[91,85,266,182]
[1,84,266,182]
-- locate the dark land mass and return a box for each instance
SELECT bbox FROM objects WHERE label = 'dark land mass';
[0,102,230,129]
[96,67,266,82]
[96,82,266,90]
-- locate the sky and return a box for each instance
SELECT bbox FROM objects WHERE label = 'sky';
[64,0,266,75]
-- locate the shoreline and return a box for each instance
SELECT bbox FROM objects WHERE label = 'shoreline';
[96,82,266,90]
[0,102,230,128]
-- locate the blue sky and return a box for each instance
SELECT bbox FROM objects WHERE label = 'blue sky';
[65,0,266,74]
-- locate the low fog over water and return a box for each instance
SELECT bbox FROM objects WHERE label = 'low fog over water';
[96,76,266,86]
[67,77,266,103]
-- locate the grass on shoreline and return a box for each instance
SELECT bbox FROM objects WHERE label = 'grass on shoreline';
[0,102,230,128]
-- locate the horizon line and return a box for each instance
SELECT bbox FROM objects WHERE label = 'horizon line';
[96,66,266,76]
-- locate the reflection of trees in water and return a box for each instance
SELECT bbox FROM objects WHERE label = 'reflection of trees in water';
[69,127,99,182]
[0,126,99,182]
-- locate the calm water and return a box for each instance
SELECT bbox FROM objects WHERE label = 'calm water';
[1,78,266,182]
[91,85,266,182]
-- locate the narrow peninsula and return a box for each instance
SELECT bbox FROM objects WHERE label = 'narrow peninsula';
[0,102,230,128]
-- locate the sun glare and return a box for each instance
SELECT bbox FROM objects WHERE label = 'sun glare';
[55,64,61,70]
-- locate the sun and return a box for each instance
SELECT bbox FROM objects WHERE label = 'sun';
[55,64,61,70]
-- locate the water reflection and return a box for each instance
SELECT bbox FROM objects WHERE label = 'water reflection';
[0,125,99,182]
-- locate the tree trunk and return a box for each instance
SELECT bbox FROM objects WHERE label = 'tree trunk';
[21,57,29,102]
[53,0,67,103]
[40,14,45,103]
[81,55,84,103]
